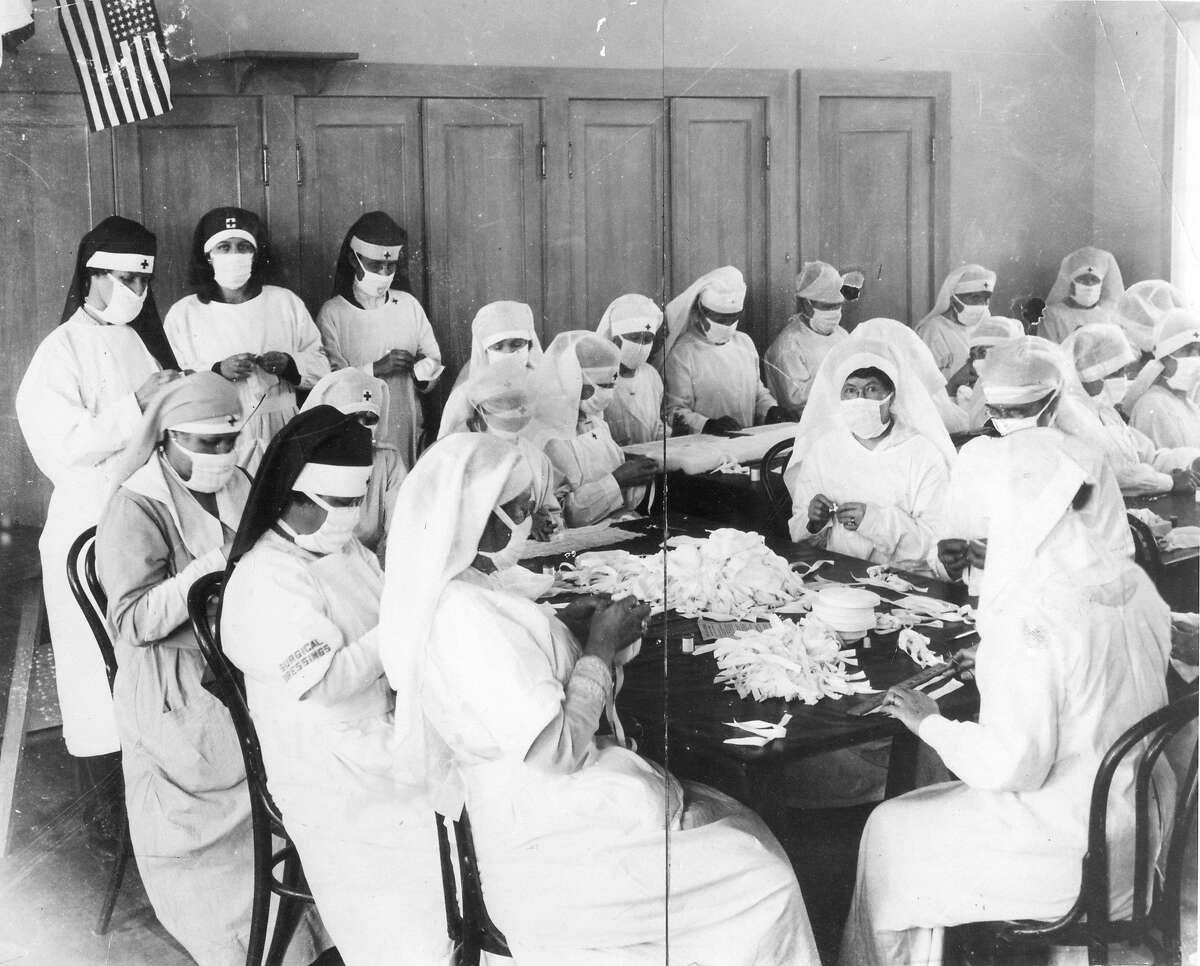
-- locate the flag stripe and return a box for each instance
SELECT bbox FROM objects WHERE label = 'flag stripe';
[147,33,172,108]
[74,0,121,127]
[58,6,104,131]
[133,37,161,117]
[121,40,149,120]
[90,2,136,125]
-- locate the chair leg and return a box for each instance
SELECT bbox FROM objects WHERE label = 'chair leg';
[264,853,305,966]
[245,826,273,966]
[93,815,131,935]
[1087,939,1108,965]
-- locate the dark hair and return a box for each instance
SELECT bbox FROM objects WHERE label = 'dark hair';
[188,207,273,304]
[846,366,895,393]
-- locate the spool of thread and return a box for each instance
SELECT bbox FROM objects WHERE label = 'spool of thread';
[682,637,694,654]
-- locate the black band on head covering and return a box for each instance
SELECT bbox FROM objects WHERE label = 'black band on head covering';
[331,210,410,306]
[226,405,372,568]
[60,216,178,371]
[188,206,272,303]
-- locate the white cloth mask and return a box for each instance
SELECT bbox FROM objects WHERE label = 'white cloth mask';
[280,491,361,555]
[954,301,988,327]
[808,308,842,335]
[1099,375,1128,407]
[618,339,653,370]
[989,395,1056,437]
[580,386,615,417]
[483,406,532,438]
[704,319,738,345]
[1166,356,1200,393]
[353,254,395,301]
[841,395,892,439]
[486,345,531,369]
[211,252,254,291]
[169,438,238,493]
[478,503,533,572]
[1072,282,1102,308]
[97,275,147,326]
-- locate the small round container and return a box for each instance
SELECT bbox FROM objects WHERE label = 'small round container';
[812,587,880,641]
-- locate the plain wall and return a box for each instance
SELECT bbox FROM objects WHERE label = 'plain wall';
[16,0,1178,311]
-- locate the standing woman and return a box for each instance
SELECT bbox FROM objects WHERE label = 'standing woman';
[914,264,996,383]
[164,207,330,470]
[316,211,443,469]
[16,217,180,772]
[595,293,665,445]
[1039,246,1125,344]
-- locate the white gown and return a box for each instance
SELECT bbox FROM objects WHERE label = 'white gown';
[839,563,1171,966]
[914,314,971,382]
[1130,383,1200,450]
[164,286,330,468]
[15,307,159,755]
[604,365,664,445]
[788,426,949,573]
[664,330,776,433]
[764,316,848,410]
[316,292,442,469]
[422,573,819,966]
[545,416,638,527]
[1040,302,1117,344]
[221,532,452,966]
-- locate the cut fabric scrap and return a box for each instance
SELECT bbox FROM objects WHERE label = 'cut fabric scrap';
[897,629,944,668]
[518,519,646,559]
[861,566,927,593]
[1161,526,1200,552]
[1127,507,1173,539]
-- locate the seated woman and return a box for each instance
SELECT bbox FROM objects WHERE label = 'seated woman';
[464,363,563,540]
[439,300,543,438]
[1118,279,1188,360]
[221,407,451,966]
[379,433,818,966]
[595,293,666,445]
[96,372,327,966]
[952,315,1024,430]
[530,331,659,527]
[914,264,995,381]
[1039,245,1125,344]
[1130,308,1200,449]
[841,428,1172,966]
[784,338,953,574]
[300,367,405,560]
[1060,323,1200,496]
[315,211,443,469]
[661,265,793,434]
[764,261,851,413]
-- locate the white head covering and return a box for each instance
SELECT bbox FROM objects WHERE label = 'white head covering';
[850,317,949,399]
[465,362,533,433]
[794,261,847,304]
[968,316,1025,349]
[596,293,663,340]
[1117,280,1188,355]
[1153,307,1200,360]
[660,266,746,362]
[783,335,955,491]
[917,264,996,328]
[1061,323,1137,385]
[1045,246,1124,309]
[380,433,533,813]
[526,331,621,448]
[300,367,394,450]
[466,301,544,373]
[976,335,1067,406]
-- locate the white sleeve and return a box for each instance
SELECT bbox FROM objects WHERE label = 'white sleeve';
[663,349,708,434]
[545,438,623,527]
[315,301,356,372]
[286,294,332,388]
[855,443,948,564]
[917,322,954,378]
[787,447,832,546]
[918,614,1058,791]
[1132,394,1188,449]
[524,654,612,772]
[163,301,204,370]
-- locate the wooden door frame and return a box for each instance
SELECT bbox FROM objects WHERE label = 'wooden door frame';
[798,69,951,312]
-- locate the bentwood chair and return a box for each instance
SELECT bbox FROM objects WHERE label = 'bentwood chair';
[758,438,794,541]
[187,572,315,966]
[953,682,1199,965]
[436,809,511,965]
[1128,513,1165,584]
[65,525,133,936]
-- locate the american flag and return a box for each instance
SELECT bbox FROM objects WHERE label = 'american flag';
[57,0,173,133]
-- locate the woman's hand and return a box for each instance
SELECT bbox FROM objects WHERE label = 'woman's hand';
[937,538,969,580]
[257,351,292,376]
[835,502,866,531]
[880,686,938,734]
[807,494,833,532]
[586,596,651,664]
[218,352,257,381]
[555,595,606,641]
[134,369,182,409]
[530,507,557,542]
[613,455,658,488]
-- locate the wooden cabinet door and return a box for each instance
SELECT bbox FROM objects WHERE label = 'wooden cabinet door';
[422,99,544,376]
[668,97,768,344]
[810,93,938,326]
[114,96,265,310]
[295,96,424,311]
[565,99,665,333]
[1,94,115,525]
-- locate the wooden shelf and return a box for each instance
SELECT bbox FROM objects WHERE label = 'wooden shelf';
[201,50,359,94]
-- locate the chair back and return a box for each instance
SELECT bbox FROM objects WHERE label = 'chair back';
[1127,513,1164,583]
[758,437,794,539]
[66,526,117,693]
[186,572,287,832]
[435,809,511,963]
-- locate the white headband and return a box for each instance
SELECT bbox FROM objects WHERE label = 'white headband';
[203,228,257,254]
[350,237,401,261]
[1077,355,1129,384]
[954,279,993,296]
[484,330,531,349]
[86,251,155,273]
[1156,328,1200,360]
[582,365,618,384]
[610,315,660,338]
[982,383,1057,405]
[293,462,371,498]
[169,414,243,434]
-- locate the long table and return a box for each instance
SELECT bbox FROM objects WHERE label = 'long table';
[528,513,978,823]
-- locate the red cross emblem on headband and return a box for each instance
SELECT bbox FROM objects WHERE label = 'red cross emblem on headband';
[225,217,238,229]
[361,389,373,401]
[225,414,238,426]
[140,259,150,270]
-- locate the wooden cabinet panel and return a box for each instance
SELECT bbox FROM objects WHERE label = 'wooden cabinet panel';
[114,96,265,310]
[566,99,665,332]
[669,97,768,343]
[817,96,934,325]
[295,97,425,311]
[422,99,544,376]
[0,95,115,525]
